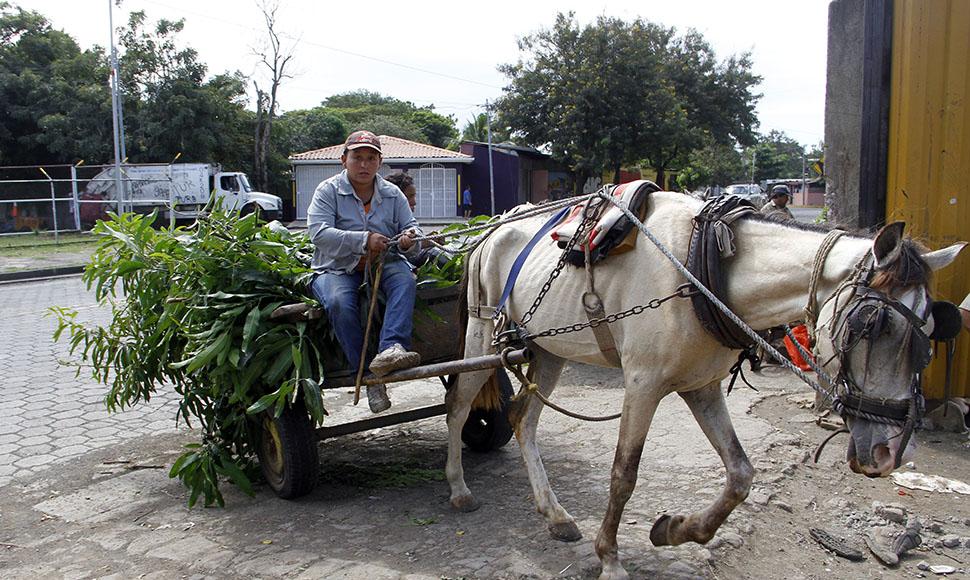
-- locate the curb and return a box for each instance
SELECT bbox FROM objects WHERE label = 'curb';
[0,265,85,284]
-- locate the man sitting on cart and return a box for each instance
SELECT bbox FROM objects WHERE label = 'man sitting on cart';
[307,130,422,413]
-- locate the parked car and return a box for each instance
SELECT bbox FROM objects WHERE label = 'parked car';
[723,183,766,207]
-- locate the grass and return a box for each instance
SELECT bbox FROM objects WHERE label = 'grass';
[0,231,99,271]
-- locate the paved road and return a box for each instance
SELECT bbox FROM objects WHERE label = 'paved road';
[0,277,181,485]
[791,206,823,224]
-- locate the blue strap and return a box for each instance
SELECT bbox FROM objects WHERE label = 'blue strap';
[493,205,571,320]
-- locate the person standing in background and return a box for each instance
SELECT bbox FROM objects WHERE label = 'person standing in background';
[461,185,473,218]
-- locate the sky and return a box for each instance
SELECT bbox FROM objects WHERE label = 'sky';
[31,0,831,148]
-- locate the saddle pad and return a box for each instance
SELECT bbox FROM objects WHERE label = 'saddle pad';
[551,180,658,266]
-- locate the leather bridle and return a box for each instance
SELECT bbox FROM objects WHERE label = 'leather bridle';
[817,262,933,469]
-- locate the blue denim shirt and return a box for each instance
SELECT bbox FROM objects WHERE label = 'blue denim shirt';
[307,170,421,273]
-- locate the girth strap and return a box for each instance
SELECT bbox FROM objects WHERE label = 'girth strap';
[686,196,758,349]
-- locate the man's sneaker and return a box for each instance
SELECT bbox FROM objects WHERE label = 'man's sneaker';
[369,343,421,377]
[367,383,391,413]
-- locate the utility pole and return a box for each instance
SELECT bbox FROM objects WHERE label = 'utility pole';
[108,0,124,214]
[750,149,757,185]
[801,153,807,201]
[485,100,496,216]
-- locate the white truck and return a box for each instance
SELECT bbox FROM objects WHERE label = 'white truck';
[83,163,283,222]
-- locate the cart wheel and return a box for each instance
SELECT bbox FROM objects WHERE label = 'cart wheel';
[257,403,319,499]
[461,368,515,452]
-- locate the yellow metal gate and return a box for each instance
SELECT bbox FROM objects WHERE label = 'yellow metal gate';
[886,0,970,398]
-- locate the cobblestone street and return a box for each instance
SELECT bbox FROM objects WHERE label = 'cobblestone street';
[0,276,180,485]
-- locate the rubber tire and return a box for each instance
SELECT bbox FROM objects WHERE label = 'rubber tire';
[461,368,515,452]
[257,403,319,499]
[240,204,262,220]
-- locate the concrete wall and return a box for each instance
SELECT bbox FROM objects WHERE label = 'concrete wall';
[824,0,865,227]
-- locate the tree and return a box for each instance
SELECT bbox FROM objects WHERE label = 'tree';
[322,90,457,147]
[275,107,347,156]
[745,130,805,182]
[117,11,252,165]
[461,113,489,142]
[252,0,295,193]
[497,13,760,189]
[677,139,746,191]
[0,3,113,165]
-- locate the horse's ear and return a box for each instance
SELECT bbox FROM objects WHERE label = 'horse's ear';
[922,242,967,272]
[872,221,906,268]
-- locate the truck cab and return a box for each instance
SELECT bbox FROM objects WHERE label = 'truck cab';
[211,172,282,221]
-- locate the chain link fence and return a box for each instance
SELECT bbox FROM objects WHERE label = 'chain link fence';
[0,163,192,237]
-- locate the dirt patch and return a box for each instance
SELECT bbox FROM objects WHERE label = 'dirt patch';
[3,363,970,579]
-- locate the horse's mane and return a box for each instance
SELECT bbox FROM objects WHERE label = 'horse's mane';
[871,239,932,292]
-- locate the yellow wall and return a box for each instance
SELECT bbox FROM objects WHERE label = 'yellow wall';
[887,0,970,398]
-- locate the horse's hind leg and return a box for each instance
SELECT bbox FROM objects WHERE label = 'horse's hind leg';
[510,349,580,541]
[650,381,754,546]
[594,380,663,580]
[445,316,493,512]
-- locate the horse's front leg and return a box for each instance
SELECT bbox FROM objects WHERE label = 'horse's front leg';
[445,317,493,512]
[650,381,754,546]
[510,349,581,541]
[594,380,663,580]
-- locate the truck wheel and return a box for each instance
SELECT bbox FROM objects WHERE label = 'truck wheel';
[461,368,515,453]
[240,204,262,219]
[257,403,319,499]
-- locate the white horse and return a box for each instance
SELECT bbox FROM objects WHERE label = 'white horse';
[444,191,965,580]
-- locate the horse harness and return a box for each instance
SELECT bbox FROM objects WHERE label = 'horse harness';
[809,248,946,469]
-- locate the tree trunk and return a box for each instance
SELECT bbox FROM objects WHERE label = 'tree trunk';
[613,163,622,185]
[655,166,666,190]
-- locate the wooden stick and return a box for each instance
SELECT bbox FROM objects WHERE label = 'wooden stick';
[354,258,384,405]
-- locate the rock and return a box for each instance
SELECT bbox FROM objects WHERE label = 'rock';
[941,534,961,548]
[664,561,697,577]
[929,565,957,575]
[739,522,755,535]
[720,532,744,549]
[694,548,713,564]
[917,561,930,571]
[865,534,899,567]
[749,491,772,506]
[925,521,945,534]
[876,506,907,525]
[773,500,794,513]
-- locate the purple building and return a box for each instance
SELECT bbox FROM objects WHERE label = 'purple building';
[459,142,573,216]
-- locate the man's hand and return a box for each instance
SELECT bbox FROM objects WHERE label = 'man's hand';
[421,230,439,249]
[398,230,415,251]
[367,232,389,255]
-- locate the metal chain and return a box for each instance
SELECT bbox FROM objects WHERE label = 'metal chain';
[525,287,688,340]
[518,198,604,327]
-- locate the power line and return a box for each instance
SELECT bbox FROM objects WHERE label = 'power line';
[140,0,503,89]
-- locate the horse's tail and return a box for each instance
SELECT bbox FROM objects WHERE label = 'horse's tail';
[457,242,502,413]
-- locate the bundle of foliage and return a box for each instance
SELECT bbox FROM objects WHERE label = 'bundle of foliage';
[52,209,472,507]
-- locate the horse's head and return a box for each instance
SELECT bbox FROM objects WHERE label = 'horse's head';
[816,222,966,477]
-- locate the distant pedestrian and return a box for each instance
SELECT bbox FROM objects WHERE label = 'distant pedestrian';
[760,185,795,222]
[461,185,472,218]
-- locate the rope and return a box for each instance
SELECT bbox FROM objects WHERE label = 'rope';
[389,192,598,248]
[501,349,622,422]
[805,229,845,341]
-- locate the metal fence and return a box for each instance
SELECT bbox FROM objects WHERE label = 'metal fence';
[0,163,187,237]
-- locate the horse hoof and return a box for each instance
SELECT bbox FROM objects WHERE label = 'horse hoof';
[450,495,481,513]
[548,521,583,542]
[650,514,683,546]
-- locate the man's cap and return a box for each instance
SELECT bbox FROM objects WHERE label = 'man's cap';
[344,130,382,153]
[770,184,791,197]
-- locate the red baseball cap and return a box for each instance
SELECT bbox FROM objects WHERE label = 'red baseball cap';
[344,130,382,154]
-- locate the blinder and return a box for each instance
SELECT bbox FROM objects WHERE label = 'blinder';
[929,300,963,341]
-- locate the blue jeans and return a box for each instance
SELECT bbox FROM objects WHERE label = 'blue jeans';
[310,258,416,371]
